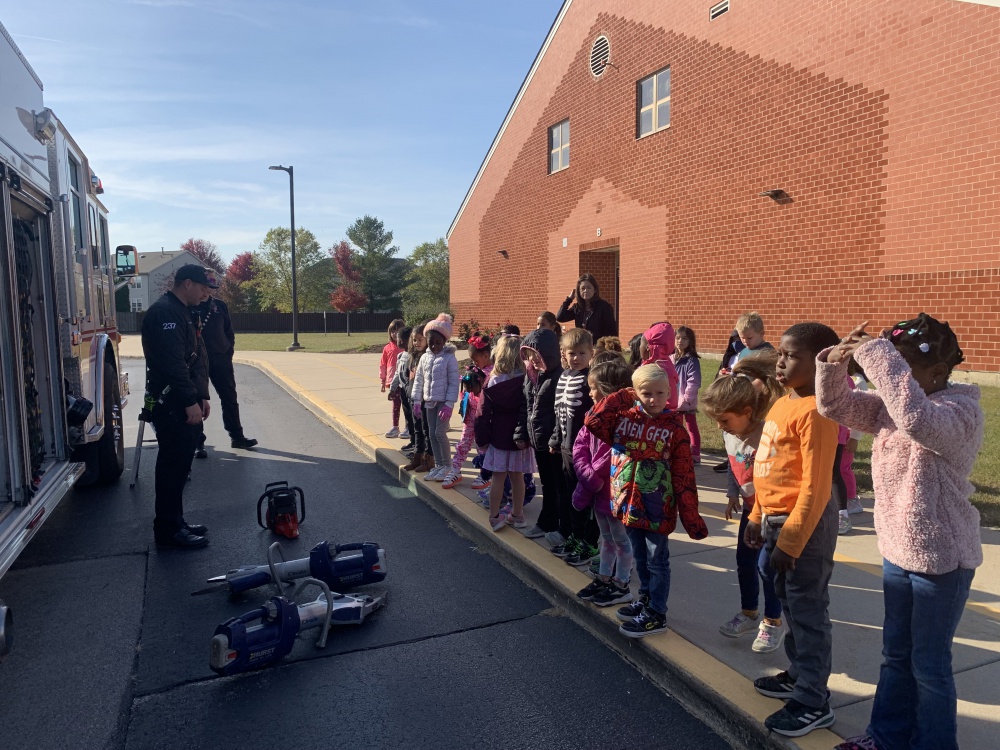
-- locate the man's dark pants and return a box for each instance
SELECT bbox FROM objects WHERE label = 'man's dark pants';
[208,353,243,437]
[152,407,200,537]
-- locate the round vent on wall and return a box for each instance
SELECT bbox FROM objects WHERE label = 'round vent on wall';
[590,35,610,77]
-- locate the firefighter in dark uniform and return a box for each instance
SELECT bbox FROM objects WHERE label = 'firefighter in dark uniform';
[141,264,215,549]
[193,280,257,456]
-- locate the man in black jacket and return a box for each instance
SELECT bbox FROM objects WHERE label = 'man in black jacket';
[141,265,215,549]
[193,287,257,455]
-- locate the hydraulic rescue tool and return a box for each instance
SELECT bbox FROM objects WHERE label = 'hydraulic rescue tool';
[208,579,386,676]
[193,540,386,597]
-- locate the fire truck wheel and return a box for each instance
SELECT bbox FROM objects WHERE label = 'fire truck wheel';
[96,362,125,484]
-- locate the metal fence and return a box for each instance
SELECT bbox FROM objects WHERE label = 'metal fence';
[116,310,402,334]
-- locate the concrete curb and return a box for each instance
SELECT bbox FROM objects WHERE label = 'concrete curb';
[242,355,839,750]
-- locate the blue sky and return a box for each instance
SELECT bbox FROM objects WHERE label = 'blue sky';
[5,0,563,264]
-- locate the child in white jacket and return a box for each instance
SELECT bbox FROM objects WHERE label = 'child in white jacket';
[412,313,460,480]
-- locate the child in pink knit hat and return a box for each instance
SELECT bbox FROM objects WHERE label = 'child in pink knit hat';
[639,322,679,409]
[411,314,459,481]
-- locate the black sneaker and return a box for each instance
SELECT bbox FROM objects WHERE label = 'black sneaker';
[194,447,208,459]
[400,442,414,453]
[619,608,668,638]
[616,594,649,622]
[552,536,580,559]
[576,579,608,601]
[231,435,258,449]
[565,541,599,567]
[764,699,835,737]
[754,670,796,699]
[592,582,633,607]
[713,461,729,473]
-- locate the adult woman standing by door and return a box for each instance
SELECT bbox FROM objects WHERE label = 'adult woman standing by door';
[556,274,618,341]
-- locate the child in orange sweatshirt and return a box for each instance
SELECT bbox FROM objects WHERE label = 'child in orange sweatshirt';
[745,322,841,739]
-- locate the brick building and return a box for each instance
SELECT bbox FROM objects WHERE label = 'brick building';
[446,0,1000,371]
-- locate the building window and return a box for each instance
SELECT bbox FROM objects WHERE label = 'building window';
[710,0,730,20]
[548,119,570,174]
[637,67,670,137]
[130,300,143,312]
[131,277,142,289]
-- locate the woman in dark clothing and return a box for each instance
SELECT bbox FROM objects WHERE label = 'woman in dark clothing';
[556,273,618,341]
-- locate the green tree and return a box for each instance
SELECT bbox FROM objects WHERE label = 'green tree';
[252,227,332,313]
[346,215,405,313]
[402,237,450,325]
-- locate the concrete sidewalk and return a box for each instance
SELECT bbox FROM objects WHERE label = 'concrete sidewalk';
[119,337,1000,749]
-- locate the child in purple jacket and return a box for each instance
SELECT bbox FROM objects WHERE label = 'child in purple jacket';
[572,357,635,608]
[817,313,983,750]
[671,326,702,463]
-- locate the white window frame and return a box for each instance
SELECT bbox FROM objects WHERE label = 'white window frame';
[548,119,570,174]
[130,300,143,312]
[637,67,671,138]
[131,276,142,289]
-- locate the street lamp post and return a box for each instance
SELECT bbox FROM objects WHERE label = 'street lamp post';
[268,164,302,351]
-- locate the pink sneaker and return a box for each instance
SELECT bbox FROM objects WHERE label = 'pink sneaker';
[490,512,509,531]
[506,513,527,529]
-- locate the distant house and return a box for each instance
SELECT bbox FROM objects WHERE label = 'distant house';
[126,250,200,311]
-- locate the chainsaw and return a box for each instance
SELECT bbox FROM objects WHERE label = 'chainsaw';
[257,481,305,539]
[209,578,386,676]
[192,541,386,597]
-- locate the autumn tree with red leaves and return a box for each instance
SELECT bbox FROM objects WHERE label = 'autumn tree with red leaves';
[218,251,263,312]
[180,238,226,273]
[329,240,368,335]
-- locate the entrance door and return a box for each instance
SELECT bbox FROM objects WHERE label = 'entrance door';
[578,247,620,322]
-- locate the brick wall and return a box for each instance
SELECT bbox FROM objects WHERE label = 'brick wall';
[449,0,1000,371]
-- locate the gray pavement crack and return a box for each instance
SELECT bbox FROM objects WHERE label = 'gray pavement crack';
[131,609,551,702]
[114,550,151,750]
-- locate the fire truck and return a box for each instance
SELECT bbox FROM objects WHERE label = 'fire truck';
[0,22,135,659]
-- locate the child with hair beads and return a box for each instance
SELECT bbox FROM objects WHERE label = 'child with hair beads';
[573,358,636,607]
[747,322,841,738]
[702,351,786,653]
[412,314,460,480]
[585,364,708,638]
[475,335,533,530]
[389,327,414,453]
[639,322,679,409]
[818,314,982,750]
[402,324,432,472]
[536,311,561,333]
[443,367,486,489]
[549,328,597,565]
[672,326,702,464]
[519,328,564,543]
[379,318,405,438]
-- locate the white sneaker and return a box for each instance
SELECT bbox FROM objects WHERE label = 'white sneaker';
[544,530,566,546]
[719,611,759,638]
[384,427,400,438]
[838,511,852,535]
[398,429,411,440]
[752,621,786,653]
[524,525,546,539]
[846,497,864,515]
[424,466,443,481]
[429,466,448,482]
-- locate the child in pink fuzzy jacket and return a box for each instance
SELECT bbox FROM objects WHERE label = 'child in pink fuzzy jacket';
[571,357,635,609]
[816,313,983,750]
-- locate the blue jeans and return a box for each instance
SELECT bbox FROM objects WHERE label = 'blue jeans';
[737,504,781,619]
[869,560,974,750]
[626,527,670,615]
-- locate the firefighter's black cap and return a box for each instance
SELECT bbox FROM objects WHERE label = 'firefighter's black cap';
[174,264,219,289]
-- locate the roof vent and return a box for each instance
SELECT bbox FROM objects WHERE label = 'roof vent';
[590,35,611,77]
[710,0,730,20]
